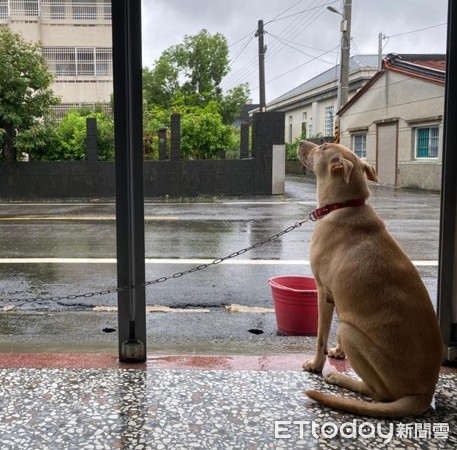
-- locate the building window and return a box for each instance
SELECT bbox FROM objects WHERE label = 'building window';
[43,46,112,77]
[49,0,65,19]
[39,0,111,20]
[353,134,367,158]
[8,0,39,16]
[324,105,334,137]
[72,0,96,19]
[415,126,439,158]
[0,0,8,19]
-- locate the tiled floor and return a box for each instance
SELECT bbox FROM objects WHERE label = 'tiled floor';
[0,354,455,449]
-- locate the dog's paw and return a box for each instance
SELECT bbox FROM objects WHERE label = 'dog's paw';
[324,371,344,385]
[302,358,324,373]
[327,345,346,359]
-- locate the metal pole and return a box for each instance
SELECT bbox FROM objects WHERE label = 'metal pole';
[437,0,457,363]
[256,20,266,112]
[111,0,147,363]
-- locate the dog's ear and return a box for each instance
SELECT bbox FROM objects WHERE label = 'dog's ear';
[362,161,378,182]
[330,157,353,183]
[297,141,318,167]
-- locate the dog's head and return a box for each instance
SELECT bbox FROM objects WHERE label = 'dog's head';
[297,141,378,203]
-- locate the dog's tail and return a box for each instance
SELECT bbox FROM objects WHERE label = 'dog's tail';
[305,390,431,418]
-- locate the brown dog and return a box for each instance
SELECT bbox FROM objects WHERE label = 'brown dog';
[297,140,443,418]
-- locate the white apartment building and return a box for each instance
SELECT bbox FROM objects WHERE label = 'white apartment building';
[0,0,112,116]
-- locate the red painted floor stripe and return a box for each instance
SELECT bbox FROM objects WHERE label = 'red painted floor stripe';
[0,353,455,374]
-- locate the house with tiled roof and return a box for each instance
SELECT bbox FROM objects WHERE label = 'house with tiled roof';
[268,55,379,143]
[338,53,445,190]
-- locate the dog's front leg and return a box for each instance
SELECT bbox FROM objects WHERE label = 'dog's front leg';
[303,290,334,373]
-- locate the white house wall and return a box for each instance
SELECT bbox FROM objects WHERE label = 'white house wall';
[340,71,444,190]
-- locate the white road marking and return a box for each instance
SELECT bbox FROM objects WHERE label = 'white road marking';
[0,216,179,221]
[0,258,438,266]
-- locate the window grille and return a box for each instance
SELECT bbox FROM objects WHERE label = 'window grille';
[51,102,111,118]
[72,0,96,20]
[48,0,64,19]
[416,127,439,158]
[43,46,112,77]
[0,1,112,20]
[353,134,367,158]
[324,105,334,137]
[9,0,39,16]
[0,0,8,19]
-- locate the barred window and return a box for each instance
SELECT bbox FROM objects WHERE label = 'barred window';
[38,0,111,20]
[324,105,334,137]
[43,46,112,77]
[49,0,65,19]
[0,0,8,19]
[9,0,39,16]
[415,127,439,158]
[353,134,367,158]
[72,0,96,20]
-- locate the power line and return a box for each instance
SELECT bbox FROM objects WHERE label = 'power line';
[223,0,340,94]
[387,22,446,39]
[267,32,337,64]
[228,33,256,68]
[267,0,307,23]
[252,44,340,90]
[265,0,339,24]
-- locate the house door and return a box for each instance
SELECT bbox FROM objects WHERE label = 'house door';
[376,122,398,186]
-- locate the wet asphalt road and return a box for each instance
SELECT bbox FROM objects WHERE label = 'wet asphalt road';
[0,175,441,312]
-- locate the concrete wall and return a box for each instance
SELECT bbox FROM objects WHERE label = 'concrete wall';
[340,71,444,190]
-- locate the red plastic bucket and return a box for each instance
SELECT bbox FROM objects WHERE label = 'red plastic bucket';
[268,276,318,336]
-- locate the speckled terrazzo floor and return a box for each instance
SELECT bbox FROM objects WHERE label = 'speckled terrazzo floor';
[0,355,456,450]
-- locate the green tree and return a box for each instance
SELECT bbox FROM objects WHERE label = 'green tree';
[0,28,60,162]
[49,108,114,161]
[143,29,249,122]
[180,103,236,159]
[173,29,229,101]
[219,83,250,124]
[143,49,179,110]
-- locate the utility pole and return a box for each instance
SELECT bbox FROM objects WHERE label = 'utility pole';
[255,19,266,112]
[339,0,352,109]
[328,0,352,142]
[378,32,386,71]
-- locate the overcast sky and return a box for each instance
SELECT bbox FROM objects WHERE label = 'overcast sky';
[141,0,448,103]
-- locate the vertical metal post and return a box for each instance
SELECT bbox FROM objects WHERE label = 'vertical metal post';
[111,0,147,363]
[438,0,457,361]
[255,20,266,112]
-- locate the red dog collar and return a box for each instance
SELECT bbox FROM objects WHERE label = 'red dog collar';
[310,199,366,221]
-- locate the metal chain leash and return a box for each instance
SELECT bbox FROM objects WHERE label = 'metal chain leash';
[0,210,315,305]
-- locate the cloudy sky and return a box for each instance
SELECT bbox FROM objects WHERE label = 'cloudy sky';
[141,0,448,103]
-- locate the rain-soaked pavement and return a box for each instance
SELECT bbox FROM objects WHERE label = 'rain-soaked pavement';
[0,175,441,354]
[1,176,455,450]
[0,175,440,311]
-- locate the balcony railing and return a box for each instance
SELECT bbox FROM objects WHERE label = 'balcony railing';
[43,46,113,77]
[0,1,111,21]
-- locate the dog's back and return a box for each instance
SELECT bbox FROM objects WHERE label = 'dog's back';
[298,140,443,417]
